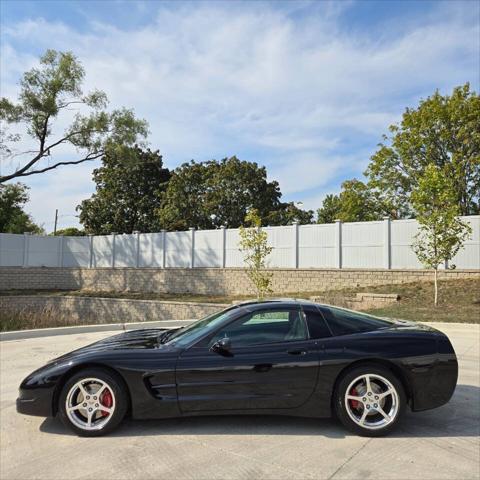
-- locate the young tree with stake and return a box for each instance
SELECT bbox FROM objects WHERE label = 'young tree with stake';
[238,209,273,299]
[411,164,471,306]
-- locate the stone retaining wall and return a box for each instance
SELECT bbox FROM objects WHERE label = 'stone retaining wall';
[310,293,400,311]
[0,267,478,295]
[0,295,227,326]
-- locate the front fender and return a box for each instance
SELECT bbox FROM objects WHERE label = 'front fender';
[17,360,76,417]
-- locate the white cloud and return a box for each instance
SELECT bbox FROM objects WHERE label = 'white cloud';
[1,1,478,228]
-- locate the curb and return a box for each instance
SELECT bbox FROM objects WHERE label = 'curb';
[0,319,195,342]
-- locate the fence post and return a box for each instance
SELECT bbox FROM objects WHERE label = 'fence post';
[189,227,195,268]
[292,221,299,268]
[335,220,342,269]
[111,233,117,268]
[23,232,31,268]
[383,216,391,269]
[133,231,140,268]
[161,230,166,268]
[220,226,226,268]
[88,234,94,268]
[58,235,64,267]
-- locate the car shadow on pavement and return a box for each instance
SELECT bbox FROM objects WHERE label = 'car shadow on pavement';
[39,384,479,438]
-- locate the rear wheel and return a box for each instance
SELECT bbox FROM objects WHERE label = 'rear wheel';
[334,365,406,437]
[58,368,128,437]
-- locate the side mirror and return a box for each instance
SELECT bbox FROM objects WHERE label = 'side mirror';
[210,337,232,355]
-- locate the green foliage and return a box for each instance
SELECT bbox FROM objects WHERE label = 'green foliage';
[411,164,472,305]
[0,49,148,182]
[317,180,392,223]
[238,209,273,299]
[158,160,215,231]
[78,146,171,234]
[53,227,85,236]
[317,194,342,223]
[265,202,314,226]
[0,183,44,233]
[158,156,309,230]
[336,179,388,222]
[316,84,479,221]
[366,83,480,217]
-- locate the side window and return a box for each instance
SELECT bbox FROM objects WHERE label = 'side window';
[304,308,332,339]
[209,308,308,347]
[320,306,392,336]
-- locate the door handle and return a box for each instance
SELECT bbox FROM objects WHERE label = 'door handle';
[287,349,307,355]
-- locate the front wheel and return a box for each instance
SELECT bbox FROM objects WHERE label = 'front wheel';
[334,365,406,437]
[58,368,128,437]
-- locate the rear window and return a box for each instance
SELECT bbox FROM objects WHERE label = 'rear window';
[320,306,393,336]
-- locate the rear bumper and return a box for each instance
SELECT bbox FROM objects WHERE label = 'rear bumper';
[411,355,458,411]
[410,332,458,412]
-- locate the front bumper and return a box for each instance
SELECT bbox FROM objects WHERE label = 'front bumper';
[16,389,54,417]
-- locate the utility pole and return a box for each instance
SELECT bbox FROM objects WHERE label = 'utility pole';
[53,209,58,235]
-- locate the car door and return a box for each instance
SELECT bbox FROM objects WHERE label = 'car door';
[175,306,320,413]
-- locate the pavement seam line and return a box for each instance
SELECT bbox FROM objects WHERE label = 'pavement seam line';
[327,437,372,480]
[459,343,476,356]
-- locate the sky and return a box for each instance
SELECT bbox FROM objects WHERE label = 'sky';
[1,0,479,231]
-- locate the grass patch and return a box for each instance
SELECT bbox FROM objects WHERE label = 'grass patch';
[360,279,480,323]
[0,307,70,332]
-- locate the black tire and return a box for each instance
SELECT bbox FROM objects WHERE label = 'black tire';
[58,367,128,437]
[333,364,406,437]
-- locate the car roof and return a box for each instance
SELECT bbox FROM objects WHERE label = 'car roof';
[232,298,319,310]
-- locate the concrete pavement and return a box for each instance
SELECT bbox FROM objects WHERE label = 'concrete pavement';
[1,323,479,480]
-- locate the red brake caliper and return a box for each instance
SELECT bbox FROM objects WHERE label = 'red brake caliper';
[100,388,113,417]
[349,387,360,409]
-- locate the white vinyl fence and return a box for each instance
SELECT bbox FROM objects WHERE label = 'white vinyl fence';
[0,216,479,270]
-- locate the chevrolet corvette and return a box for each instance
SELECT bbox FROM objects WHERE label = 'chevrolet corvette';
[17,299,458,437]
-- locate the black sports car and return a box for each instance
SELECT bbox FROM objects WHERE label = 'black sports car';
[17,299,458,437]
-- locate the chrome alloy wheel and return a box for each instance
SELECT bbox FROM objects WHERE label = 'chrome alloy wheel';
[344,374,399,430]
[65,377,116,431]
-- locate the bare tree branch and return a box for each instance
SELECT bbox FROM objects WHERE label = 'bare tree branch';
[0,126,115,183]
[57,100,85,109]
[1,152,104,180]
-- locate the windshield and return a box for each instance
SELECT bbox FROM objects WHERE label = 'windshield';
[165,307,237,347]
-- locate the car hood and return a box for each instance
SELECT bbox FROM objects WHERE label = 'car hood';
[48,328,178,364]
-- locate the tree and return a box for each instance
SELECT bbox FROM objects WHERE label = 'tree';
[53,227,85,236]
[411,164,472,306]
[238,209,273,299]
[337,180,385,222]
[0,183,44,233]
[158,156,304,230]
[265,202,314,226]
[158,160,216,231]
[316,180,391,223]
[366,83,480,217]
[78,146,171,234]
[0,49,148,183]
[317,194,342,224]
